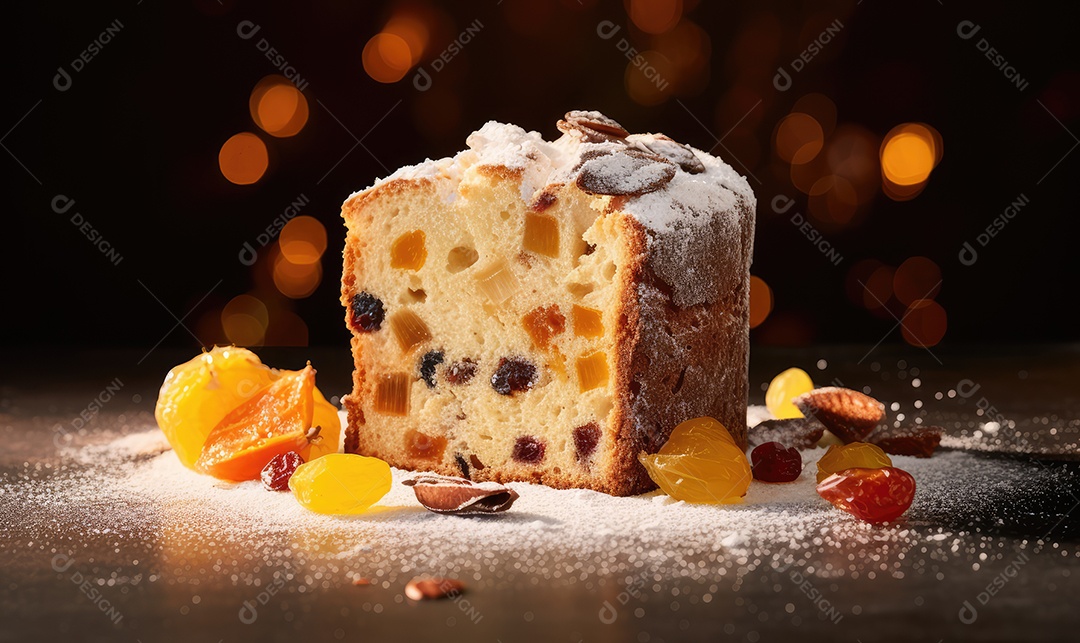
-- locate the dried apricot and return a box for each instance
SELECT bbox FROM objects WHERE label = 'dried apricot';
[639,417,750,503]
[288,453,392,515]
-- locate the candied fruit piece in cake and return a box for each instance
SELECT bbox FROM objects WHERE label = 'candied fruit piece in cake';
[340,110,755,495]
[390,230,427,271]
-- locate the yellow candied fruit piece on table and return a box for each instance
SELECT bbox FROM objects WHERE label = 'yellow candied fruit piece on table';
[640,417,751,503]
[765,367,814,419]
[374,372,411,415]
[155,347,277,469]
[816,442,892,483]
[474,258,519,305]
[576,351,609,392]
[289,453,392,515]
[522,213,559,257]
[389,309,432,353]
[390,230,427,271]
[572,305,604,339]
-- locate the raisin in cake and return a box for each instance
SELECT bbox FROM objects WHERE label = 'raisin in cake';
[340,110,755,496]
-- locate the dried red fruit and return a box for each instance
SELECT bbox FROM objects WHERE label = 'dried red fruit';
[349,292,385,332]
[868,425,942,458]
[491,358,536,395]
[405,577,465,601]
[750,441,803,483]
[816,466,916,523]
[573,422,601,462]
[261,451,305,491]
[793,387,885,444]
[576,148,677,197]
[512,436,545,464]
[748,418,825,451]
[446,359,477,385]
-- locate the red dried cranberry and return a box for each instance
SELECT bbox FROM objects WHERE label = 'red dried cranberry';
[350,292,385,332]
[573,423,601,462]
[750,441,802,483]
[261,451,305,491]
[491,358,536,395]
[446,359,477,385]
[511,436,545,464]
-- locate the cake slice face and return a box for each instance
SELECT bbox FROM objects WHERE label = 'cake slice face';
[341,111,755,495]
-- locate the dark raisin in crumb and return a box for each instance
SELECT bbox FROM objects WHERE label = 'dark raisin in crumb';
[573,423,601,462]
[350,292,385,332]
[446,359,478,385]
[512,436,545,464]
[583,243,596,256]
[455,454,471,480]
[491,358,536,395]
[418,350,444,388]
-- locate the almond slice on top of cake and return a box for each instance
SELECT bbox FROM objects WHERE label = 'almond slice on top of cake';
[340,110,755,496]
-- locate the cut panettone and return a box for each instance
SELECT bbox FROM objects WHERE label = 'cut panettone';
[340,110,755,496]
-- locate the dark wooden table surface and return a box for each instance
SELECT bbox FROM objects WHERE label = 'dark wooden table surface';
[1,345,1078,642]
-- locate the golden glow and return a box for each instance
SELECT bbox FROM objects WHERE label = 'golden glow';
[748,275,772,329]
[250,76,309,138]
[893,256,942,305]
[218,133,268,185]
[862,264,895,310]
[625,51,675,106]
[776,113,824,164]
[280,216,328,266]
[221,294,268,346]
[880,123,943,201]
[273,251,322,299]
[384,13,429,66]
[902,299,947,347]
[362,32,413,83]
[628,0,683,34]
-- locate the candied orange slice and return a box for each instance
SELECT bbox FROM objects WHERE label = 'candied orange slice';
[195,366,316,481]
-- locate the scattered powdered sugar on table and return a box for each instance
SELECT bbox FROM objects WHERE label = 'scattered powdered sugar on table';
[5,418,1073,594]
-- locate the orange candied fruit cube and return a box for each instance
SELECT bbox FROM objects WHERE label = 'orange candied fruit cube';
[389,309,432,352]
[390,230,428,271]
[523,213,559,258]
[374,372,410,415]
[405,429,447,461]
[576,351,610,392]
[522,305,566,349]
[474,258,519,304]
[572,305,604,338]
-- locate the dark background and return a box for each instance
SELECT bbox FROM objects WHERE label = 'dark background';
[4,0,1078,353]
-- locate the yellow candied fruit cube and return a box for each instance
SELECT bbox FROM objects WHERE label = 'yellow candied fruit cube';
[576,351,610,392]
[390,230,427,271]
[374,372,410,415]
[572,305,604,339]
[474,258,519,304]
[523,213,559,258]
[389,309,432,352]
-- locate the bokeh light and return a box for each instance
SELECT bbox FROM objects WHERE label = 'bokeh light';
[363,32,413,83]
[894,256,942,305]
[279,216,328,265]
[221,294,268,346]
[862,263,895,310]
[901,299,947,347]
[628,0,683,35]
[249,76,309,138]
[218,132,268,185]
[749,275,773,329]
[383,13,429,66]
[273,248,323,299]
[625,51,676,106]
[775,113,824,164]
[880,123,943,201]
[264,309,310,347]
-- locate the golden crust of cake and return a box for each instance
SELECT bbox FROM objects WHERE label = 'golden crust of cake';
[340,111,754,496]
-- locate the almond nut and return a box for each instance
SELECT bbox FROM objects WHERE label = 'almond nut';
[403,473,519,515]
[793,387,885,444]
